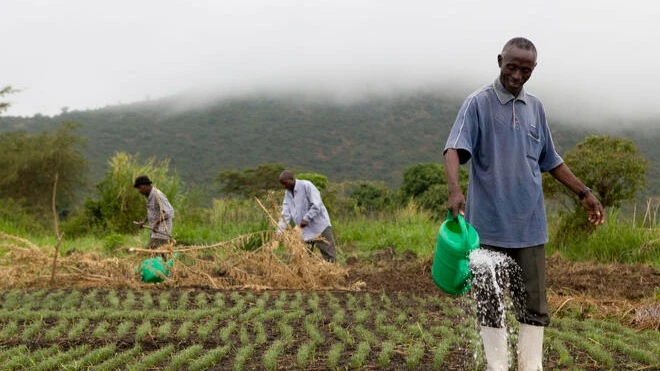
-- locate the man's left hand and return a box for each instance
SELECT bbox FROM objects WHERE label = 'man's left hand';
[299,220,309,228]
[582,193,605,225]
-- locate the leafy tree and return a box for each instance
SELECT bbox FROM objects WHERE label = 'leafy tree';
[0,122,87,216]
[349,181,393,212]
[65,152,180,235]
[544,135,647,209]
[216,163,285,198]
[399,163,469,215]
[544,135,647,238]
[400,163,445,200]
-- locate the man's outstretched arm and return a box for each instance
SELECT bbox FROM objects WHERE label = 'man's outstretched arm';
[549,163,605,225]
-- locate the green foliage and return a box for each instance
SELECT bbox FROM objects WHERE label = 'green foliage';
[102,233,125,253]
[400,163,444,199]
[216,163,285,198]
[336,203,437,258]
[0,198,44,235]
[0,122,87,217]
[349,181,393,213]
[544,135,648,237]
[399,163,468,215]
[175,197,271,245]
[547,207,659,266]
[65,152,180,235]
[545,135,647,209]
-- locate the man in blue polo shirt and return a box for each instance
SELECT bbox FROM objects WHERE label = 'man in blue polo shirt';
[444,37,604,371]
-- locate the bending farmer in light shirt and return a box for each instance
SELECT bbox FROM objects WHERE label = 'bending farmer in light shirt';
[444,37,604,371]
[277,170,336,263]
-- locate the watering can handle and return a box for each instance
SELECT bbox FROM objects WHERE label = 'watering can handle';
[445,210,471,291]
[445,210,469,239]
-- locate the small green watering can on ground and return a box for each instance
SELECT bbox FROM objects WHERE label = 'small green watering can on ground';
[431,210,480,295]
[140,256,175,283]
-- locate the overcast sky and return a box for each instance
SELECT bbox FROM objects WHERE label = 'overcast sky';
[2,0,659,127]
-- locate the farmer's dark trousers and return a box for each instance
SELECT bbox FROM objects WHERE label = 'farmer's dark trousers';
[472,244,550,328]
[307,226,337,263]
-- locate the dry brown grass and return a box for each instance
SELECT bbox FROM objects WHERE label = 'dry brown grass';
[0,229,353,290]
[0,198,356,291]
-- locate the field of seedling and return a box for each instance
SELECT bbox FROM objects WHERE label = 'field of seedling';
[1,224,659,370]
[0,287,658,370]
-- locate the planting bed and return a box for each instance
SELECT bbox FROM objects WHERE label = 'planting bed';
[0,255,658,370]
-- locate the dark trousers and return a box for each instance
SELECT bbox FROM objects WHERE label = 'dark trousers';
[307,226,337,263]
[472,244,549,328]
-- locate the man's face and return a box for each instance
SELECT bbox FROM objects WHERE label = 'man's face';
[279,177,295,191]
[137,184,151,196]
[498,46,537,96]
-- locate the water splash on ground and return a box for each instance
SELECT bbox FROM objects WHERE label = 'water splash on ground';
[468,248,526,328]
[464,248,527,367]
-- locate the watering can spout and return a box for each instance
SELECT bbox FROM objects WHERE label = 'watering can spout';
[431,210,480,295]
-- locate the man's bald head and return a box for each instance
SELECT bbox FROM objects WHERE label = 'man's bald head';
[279,170,294,181]
[279,170,296,191]
[501,37,537,60]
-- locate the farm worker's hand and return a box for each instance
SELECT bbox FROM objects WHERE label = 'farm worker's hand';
[299,220,309,228]
[447,191,465,219]
[582,193,605,225]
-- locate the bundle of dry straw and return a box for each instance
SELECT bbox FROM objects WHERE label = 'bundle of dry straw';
[0,199,359,291]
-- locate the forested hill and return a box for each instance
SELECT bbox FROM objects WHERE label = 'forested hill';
[1,92,658,192]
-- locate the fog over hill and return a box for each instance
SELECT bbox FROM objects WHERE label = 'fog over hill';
[3,0,660,131]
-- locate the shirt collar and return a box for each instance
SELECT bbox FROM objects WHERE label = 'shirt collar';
[147,186,158,200]
[288,181,299,196]
[493,77,527,105]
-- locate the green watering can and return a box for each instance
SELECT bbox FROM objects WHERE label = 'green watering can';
[140,256,174,283]
[431,210,480,295]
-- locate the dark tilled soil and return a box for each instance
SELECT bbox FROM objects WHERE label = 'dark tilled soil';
[346,250,659,301]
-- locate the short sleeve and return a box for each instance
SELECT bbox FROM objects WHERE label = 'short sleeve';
[536,105,564,172]
[444,96,479,164]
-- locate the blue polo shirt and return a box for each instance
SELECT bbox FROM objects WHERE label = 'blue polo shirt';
[444,78,563,248]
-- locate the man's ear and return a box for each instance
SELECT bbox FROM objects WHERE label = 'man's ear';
[497,54,503,67]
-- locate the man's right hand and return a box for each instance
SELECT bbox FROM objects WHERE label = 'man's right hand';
[447,191,466,218]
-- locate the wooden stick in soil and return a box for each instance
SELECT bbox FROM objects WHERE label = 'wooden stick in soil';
[50,173,64,285]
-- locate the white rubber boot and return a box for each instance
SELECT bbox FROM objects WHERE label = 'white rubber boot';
[518,323,544,371]
[480,326,508,371]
